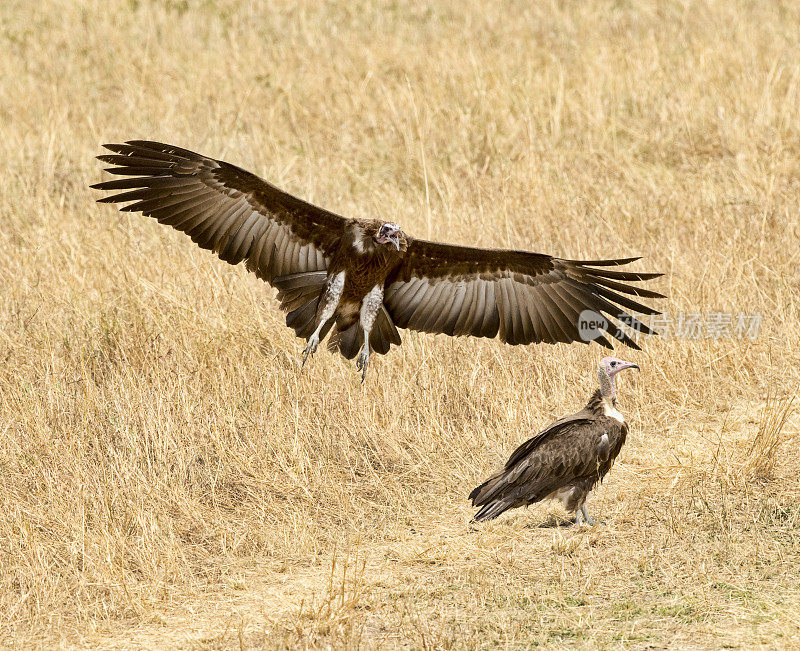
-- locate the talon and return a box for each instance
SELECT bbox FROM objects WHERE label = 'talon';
[580,504,596,527]
[356,349,369,381]
[302,334,319,366]
[575,504,596,527]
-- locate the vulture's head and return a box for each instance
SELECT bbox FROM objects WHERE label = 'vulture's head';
[601,357,639,377]
[374,222,406,252]
[598,356,639,398]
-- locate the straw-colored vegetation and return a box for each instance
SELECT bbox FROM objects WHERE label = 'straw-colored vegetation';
[2,0,800,647]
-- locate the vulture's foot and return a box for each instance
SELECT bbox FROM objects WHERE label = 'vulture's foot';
[302,334,319,366]
[356,348,370,382]
[574,504,597,527]
[581,503,597,526]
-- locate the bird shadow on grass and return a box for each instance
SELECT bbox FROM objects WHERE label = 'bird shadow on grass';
[466,513,577,532]
[527,514,577,529]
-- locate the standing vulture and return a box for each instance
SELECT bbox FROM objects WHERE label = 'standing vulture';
[469,357,638,525]
[92,141,664,380]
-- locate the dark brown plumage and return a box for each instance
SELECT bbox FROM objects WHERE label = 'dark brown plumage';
[92,141,665,380]
[470,357,638,526]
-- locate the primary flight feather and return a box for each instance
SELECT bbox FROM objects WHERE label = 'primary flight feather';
[92,141,665,380]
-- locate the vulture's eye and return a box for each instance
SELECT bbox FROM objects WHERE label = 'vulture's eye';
[610,361,617,368]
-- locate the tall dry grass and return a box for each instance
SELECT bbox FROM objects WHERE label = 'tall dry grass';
[1,0,799,647]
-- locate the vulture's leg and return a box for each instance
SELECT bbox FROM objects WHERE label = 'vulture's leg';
[303,271,345,365]
[579,503,596,526]
[356,285,384,381]
[567,488,595,526]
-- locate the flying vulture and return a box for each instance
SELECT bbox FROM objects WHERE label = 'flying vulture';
[92,141,664,380]
[469,356,638,526]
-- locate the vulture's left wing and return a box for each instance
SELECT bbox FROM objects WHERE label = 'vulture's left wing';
[385,238,664,349]
[91,141,348,284]
[469,416,600,515]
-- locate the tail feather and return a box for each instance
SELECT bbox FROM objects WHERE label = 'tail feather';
[370,305,402,355]
[274,271,327,312]
[276,271,329,340]
[285,299,319,339]
[472,499,513,522]
[328,322,364,359]
[470,469,532,523]
[469,472,509,508]
[273,271,328,293]
[468,479,490,503]
[469,474,510,522]
[279,288,320,313]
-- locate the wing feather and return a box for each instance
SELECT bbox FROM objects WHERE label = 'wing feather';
[253,223,281,279]
[521,288,550,344]
[497,277,517,344]
[527,286,560,343]
[429,280,465,334]
[507,278,529,344]
[223,209,265,263]
[211,198,250,250]
[452,280,477,336]
[458,280,483,336]
[394,279,431,325]
[516,280,535,344]
[479,281,500,338]
[411,281,451,332]
[547,284,587,342]
[441,281,468,335]
[121,188,218,215]
[271,228,290,278]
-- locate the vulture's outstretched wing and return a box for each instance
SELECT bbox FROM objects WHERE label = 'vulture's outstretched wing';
[91,141,347,284]
[385,239,664,348]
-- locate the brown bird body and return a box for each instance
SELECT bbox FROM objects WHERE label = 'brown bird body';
[327,219,406,323]
[470,357,638,525]
[92,141,664,379]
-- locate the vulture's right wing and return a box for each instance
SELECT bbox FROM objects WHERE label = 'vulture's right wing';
[91,141,348,283]
[386,238,665,349]
[503,412,593,468]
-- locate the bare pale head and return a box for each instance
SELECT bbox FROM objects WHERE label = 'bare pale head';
[598,356,640,398]
[375,222,402,251]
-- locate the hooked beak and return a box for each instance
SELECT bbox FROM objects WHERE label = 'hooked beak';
[610,361,640,376]
[378,232,401,250]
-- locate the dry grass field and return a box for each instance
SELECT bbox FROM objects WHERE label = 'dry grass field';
[2,0,800,647]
